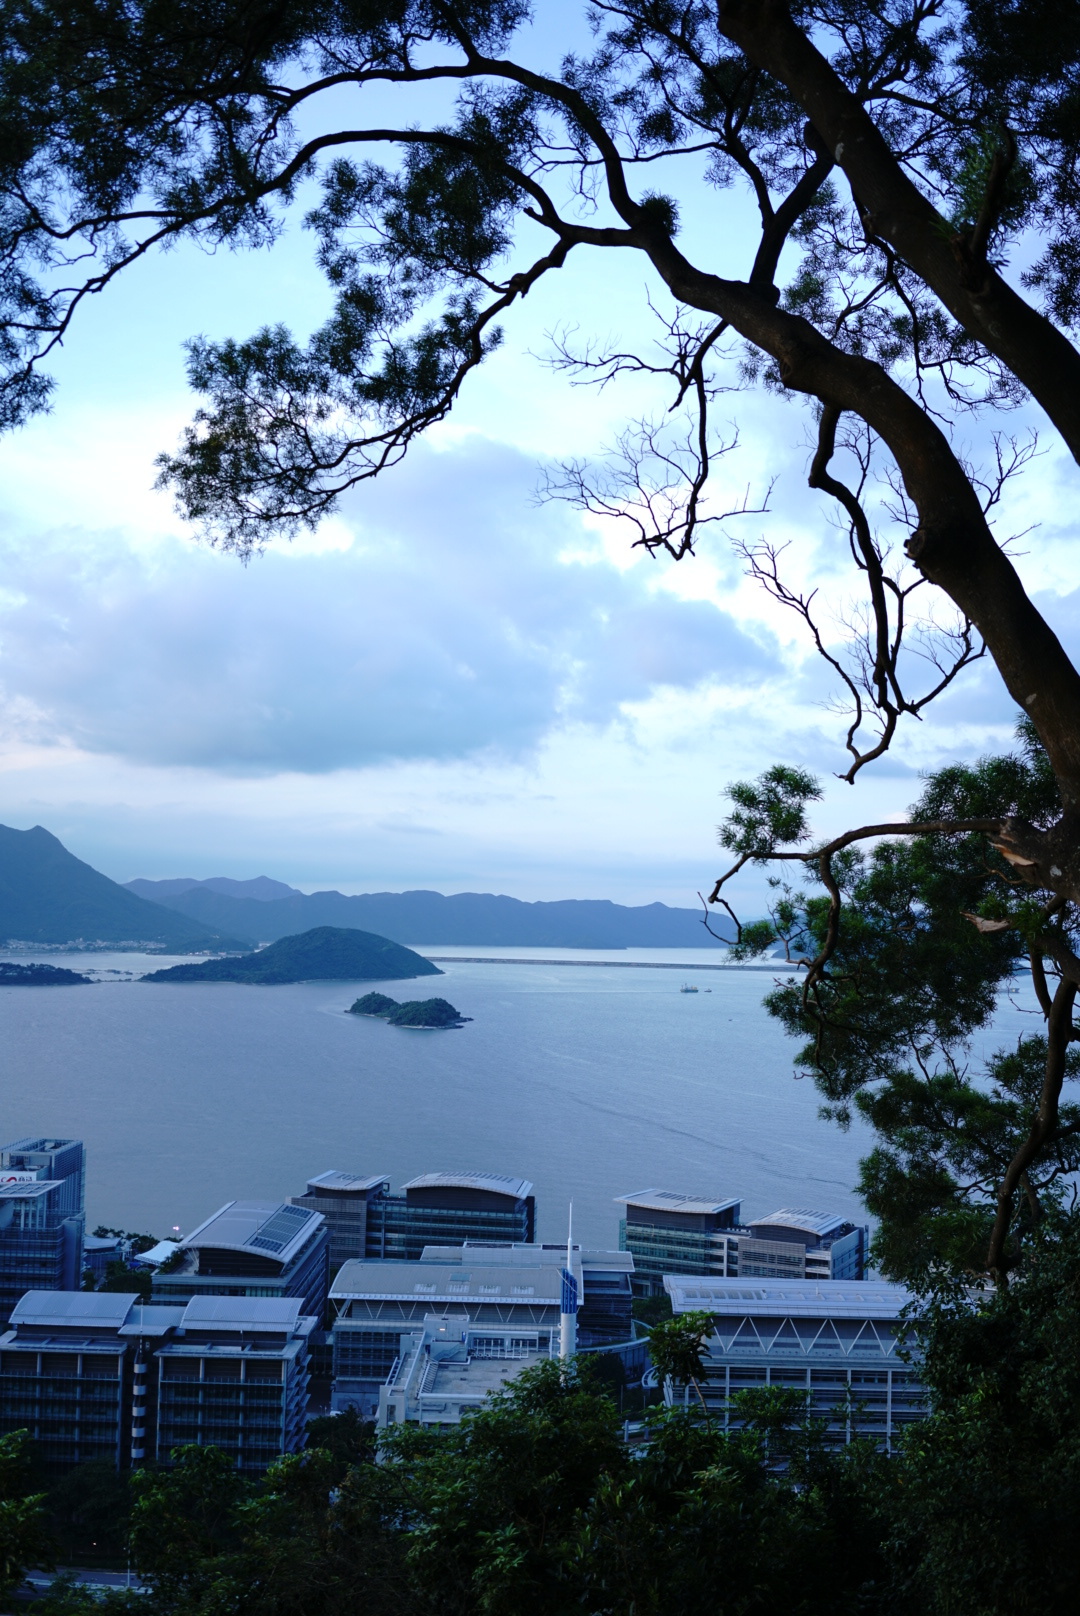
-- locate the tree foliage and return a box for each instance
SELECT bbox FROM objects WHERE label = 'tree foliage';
[0,1430,52,1605]
[126,1363,899,1616]
[885,1220,1080,1615]
[8,3,1080,1283]
[719,720,1080,1284]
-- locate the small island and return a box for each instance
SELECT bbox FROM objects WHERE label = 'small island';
[348,992,471,1028]
[141,926,443,985]
[0,961,90,985]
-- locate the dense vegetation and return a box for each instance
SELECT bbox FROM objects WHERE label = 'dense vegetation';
[4,1276,1080,1616]
[142,927,443,984]
[0,961,89,985]
[349,992,470,1026]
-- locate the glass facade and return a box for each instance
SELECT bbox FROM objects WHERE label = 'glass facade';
[620,1218,736,1289]
[333,1327,402,1381]
[365,1197,535,1260]
[0,1139,86,1323]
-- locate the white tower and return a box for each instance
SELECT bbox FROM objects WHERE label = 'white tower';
[559,1202,578,1360]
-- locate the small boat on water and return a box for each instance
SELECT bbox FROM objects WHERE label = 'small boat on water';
[680,983,699,993]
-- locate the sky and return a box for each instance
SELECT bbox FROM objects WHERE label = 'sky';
[2,12,1079,907]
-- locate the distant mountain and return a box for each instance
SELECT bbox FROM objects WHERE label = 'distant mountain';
[141,927,443,984]
[127,875,301,903]
[120,882,734,949]
[0,825,246,950]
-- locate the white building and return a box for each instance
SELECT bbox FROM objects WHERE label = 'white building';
[330,1245,584,1425]
[664,1275,925,1449]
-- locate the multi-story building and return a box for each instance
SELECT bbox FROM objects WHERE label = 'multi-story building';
[420,1243,634,1349]
[617,1189,869,1293]
[0,1290,314,1473]
[0,1291,180,1471]
[154,1297,313,1472]
[737,1209,868,1282]
[289,1172,391,1269]
[1,1139,85,1215]
[375,1312,556,1431]
[328,1238,634,1420]
[329,1246,572,1419]
[0,1139,86,1322]
[150,1200,329,1322]
[663,1275,925,1450]
[616,1191,742,1293]
[293,1171,536,1264]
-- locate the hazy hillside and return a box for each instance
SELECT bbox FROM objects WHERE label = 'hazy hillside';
[123,880,734,948]
[142,926,443,984]
[127,875,299,903]
[0,826,245,949]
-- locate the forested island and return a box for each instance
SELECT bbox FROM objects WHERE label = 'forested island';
[141,927,443,985]
[0,961,90,985]
[348,992,470,1028]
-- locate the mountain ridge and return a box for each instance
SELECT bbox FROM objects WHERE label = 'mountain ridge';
[121,879,734,948]
[0,825,246,950]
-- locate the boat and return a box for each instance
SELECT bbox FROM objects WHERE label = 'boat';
[679,983,699,993]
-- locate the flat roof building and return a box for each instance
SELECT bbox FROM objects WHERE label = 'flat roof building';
[329,1244,572,1420]
[617,1188,868,1293]
[376,1313,555,1431]
[154,1297,314,1473]
[151,1200,329,1323]
[663,1276,924,1449]
[0,1291,181,1471]
[0,1290,315,1474]
[0,1139,86,1321]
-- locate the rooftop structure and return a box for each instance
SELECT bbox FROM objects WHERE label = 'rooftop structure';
[750,1209,851,1241]
[617,1187,868,1293]
[616,1190,743,1222]
[151,1200,329,1321]
[305,1171,390,1195]
[401,1172,533,1200]
[377,1313,555,1430]
[331,1258,567,1312]
[129,1239,181,1270]
[663,1276,924,1449]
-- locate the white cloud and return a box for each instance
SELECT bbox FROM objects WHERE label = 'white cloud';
[0,437,781,775]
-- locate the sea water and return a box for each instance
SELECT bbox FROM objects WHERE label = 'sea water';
[0,948,1038,1247]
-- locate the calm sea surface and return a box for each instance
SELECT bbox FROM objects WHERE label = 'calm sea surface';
[0,947,1036,1248]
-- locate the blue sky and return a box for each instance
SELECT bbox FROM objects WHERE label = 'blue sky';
[1,17,1077,904]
